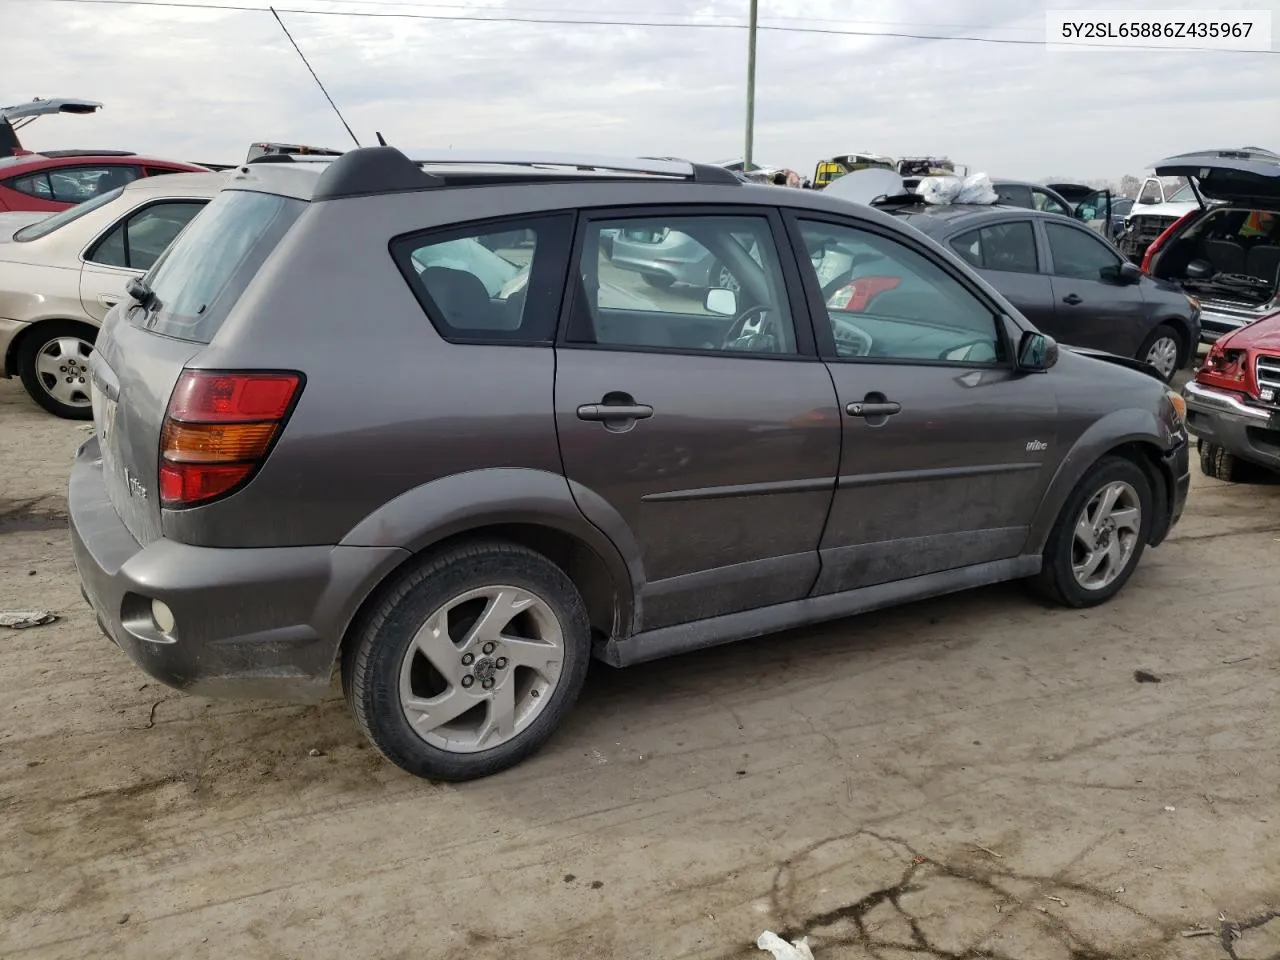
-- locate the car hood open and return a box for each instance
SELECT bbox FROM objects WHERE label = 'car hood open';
[1152,148,1280,209]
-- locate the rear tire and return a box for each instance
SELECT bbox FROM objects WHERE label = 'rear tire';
[1028,456,1153,608]
[1198,440,1263,483]
[1138,324,1183,383]
[17,320,97,419]
[343,540,591,782]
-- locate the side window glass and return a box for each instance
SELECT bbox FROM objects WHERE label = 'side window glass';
[799,219,1002,365]
[1033,190,1071,217]
[573,215,796,355]
[1045,222,1122,280]
[987,223,1038,273]
[47,165,141,204]
[87,202,205,270]
[395,215,571,342]
[949,230,984,269]
[8,173,52,199]
[995,184,1033,208]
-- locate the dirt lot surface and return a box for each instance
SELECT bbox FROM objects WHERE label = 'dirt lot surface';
[2,373,1278,960]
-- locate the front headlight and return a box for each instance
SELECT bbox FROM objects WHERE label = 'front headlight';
[1166,388,1187,424]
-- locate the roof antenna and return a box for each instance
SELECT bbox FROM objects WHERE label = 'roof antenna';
[376,132,387,146]
[270,7,361,148]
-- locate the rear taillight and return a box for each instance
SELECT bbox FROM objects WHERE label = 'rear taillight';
[1140,210,1198,273]
[159,370,303,508]
[827,275,900,312]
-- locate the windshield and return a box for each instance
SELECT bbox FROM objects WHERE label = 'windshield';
[13,186,124,241]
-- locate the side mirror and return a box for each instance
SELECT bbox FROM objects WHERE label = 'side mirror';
[1017,330,1058,372]
[705,286,738,316]
[1118,261,1143,284]
[1186,258,1213,281]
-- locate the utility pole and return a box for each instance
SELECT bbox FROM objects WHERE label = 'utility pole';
[744,0,758,170]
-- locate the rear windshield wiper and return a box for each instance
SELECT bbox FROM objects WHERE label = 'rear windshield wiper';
[126,277,157,309]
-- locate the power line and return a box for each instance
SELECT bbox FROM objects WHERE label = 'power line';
[30,0,1280,53]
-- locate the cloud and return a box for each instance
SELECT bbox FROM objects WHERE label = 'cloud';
[5,0,1279,181]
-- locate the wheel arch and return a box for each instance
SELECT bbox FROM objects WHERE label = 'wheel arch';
[4,315,99,377]
[334,468,642,675]
[1027,411,1177,554]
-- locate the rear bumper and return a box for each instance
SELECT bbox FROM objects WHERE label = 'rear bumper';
[69,436,408,701]
[1183,381,1280,472]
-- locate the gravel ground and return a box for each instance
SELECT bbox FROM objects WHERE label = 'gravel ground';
[1,371,1278,960]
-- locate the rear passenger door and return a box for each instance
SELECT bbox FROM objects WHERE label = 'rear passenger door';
[946,219,1057,334]
[554,208,841,631]
[1042,219,1148,358]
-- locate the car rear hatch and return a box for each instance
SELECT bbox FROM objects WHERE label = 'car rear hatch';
[1152,148,1280,210]
[88,186,305,545]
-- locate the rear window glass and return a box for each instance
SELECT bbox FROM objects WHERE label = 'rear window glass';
[12,186,124,241]
[135,189,303,343]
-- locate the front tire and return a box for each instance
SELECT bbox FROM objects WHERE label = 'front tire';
[17,320,97,419]
[344,541,591,782]
[1198,440,1264,483]
[1029,456,1154,608]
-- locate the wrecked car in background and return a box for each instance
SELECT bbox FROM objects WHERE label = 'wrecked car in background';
[1184,307,1280,481]
[1140,148,1280,343]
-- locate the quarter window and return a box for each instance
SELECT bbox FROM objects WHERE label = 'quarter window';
[396,215,572,342]
[798,219,1003,365]
[88,201,206,270]
[1045,222,1123,280]
[7,173,53,199]
[949,221,1038,275]
[569,215,796,355]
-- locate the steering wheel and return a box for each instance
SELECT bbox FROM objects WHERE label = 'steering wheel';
[721,303,780,353]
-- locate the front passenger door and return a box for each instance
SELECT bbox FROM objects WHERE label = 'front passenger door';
[1042,220,1147,358]
[788,214,1060,594]
[554,210,841,631]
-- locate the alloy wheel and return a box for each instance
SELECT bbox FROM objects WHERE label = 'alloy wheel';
[1071,481,1142,590]
[397,585,565,754]
[34,336,94,409]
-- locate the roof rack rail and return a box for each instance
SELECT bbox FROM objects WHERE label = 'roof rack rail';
[312,146,742,201]
[404,149,742,184]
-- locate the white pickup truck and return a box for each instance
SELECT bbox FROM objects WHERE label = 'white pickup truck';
[1118,176,1201,262]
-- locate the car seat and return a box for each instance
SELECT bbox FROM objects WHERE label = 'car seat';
[1202,239,1247,275]
[422,266,509,330]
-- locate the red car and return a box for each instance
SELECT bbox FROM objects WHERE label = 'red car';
[0,151,208,213]
[1184,309,1280,480]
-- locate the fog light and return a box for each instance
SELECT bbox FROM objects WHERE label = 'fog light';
[151,599,176,635]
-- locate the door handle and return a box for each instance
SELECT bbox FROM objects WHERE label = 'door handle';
[1062,293,1082,305]
[846,401,901,418]
[98,295,121,308]
[577,402,654,422]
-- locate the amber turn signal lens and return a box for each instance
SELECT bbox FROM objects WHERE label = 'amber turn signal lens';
[161,421,279,464]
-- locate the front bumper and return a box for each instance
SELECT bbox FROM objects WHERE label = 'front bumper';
[69,436,408,701]
[1182,381,1280,472]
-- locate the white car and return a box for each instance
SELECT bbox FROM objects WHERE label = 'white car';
[1118,178,1202,262]
[0,171,223,417]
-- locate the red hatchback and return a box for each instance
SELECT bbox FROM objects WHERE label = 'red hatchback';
[0,151,207,213]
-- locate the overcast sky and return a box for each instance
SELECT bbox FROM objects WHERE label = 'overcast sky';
[5,0,1279,181]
